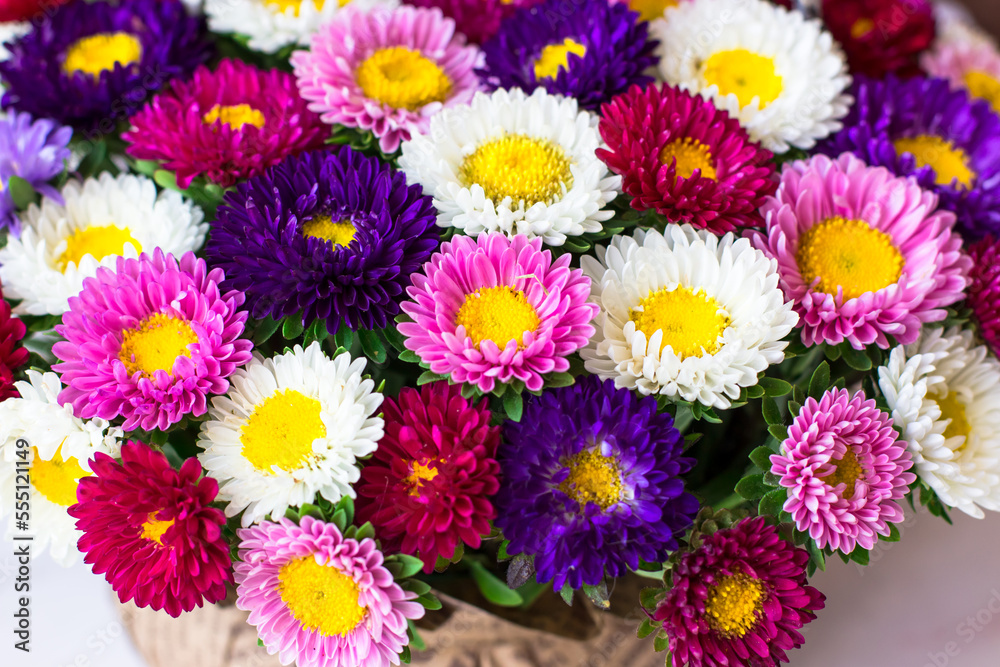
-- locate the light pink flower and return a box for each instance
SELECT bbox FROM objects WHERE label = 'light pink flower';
[771,388,916,554]
[291,5,482,154]
[922,40,1000,111]
[753,153,970,349]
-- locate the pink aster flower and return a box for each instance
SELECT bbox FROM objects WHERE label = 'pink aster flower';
[770,388,915,554]
[291,5,483,154]
[399,233,597,393]
[922,41,1000,113]
[124,59,327,188]
[968,236,1000,356]
[53,250,253,431]
[753,153,971,350]
[68,441,232,617]
[235,516,424,667]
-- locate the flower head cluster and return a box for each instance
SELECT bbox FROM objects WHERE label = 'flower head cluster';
[821,0,935,79]
[0,111,72,233]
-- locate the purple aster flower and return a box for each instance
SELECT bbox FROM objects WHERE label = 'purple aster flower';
[479,0,657,111]
[495,376,699,591]
[0,0,210,131]
[206,148,439,334]
[818,75,1000,240]
[0,111,72,234]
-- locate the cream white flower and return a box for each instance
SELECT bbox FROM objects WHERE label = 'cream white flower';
[398,87,620,247]
[0,172,207,315]
[877,327,1000,519]
[0,371,121,566]
[581,225,797,409]
[205,0,396,54]
[197,342,384,527]
[652,0,852,152]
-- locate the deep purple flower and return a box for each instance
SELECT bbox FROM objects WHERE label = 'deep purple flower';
[479,0,657,111]
[0,111,72,233]
[206,148,439,334]
[495,376,698,591]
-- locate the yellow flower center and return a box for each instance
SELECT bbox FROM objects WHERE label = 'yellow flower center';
[628,0,678,22]
[301,215,357,248]
[629,286,730,359]
[459,134,573,207]
[119,313,199,377]
[893,135,975,188]
[63,32,142,78]
[821,448,864,498]
[850,17,875,39]
[30,446,89,507]
[140,513,175,546]
[935,390,972,453]
[278,556,366,637]
[57,224,142,271]
[702,49,782,109]
[659,137,717,180]
[405,460,440,496]
[704,572,766,638]
[240,389,327,473]
[964,70,1000,113]
[267,0,337,15]
[533,38,587,80]
[796,216,904,300]
[558,449,623,511]
[356,46,452,111]
[202,104,266,131]
[454,286,541,350]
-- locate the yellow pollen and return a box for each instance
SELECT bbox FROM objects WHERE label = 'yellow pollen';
[119,313,198,377]
[405,460,440,496]
[558,449,623,511]
[356,46,452,111]
[301,215,357,248]
[459,134,573,207]
[266,0,337,16]
[964,70,1000,113]
[702,49,783,109]
[935,391,972,452]
[240,389,326,473]
[278,556,366,637]
[629,286,730,359]
[454,286,540,350]
[533,38,587,80]
[63,32,142,78]
[57,224,142,271]
[140,513,176,546]
[821,448,864,498]
[893,135,975,188]
[628,0,678,22]
[30,446,89,507]
[796,216,904,300]
[203,104,266,131]
[704,572,766,638]
[659,137,717,180]
[850,17,876,39]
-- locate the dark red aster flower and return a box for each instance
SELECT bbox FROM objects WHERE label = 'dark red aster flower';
[0,0,73,23]
[968,236,1000,357]
[598,84,776,233]
[0,292,28,401]
[653,517,825,667]
[68,441,233,617]
[355,382,501,573]
[821,0,936,79]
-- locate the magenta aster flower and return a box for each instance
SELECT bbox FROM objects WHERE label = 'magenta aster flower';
[53,250,253,431]
[968,236,1000,357]
[598,83,776,233]
[404,0,539,44]
[235,516,424,667]
[753,153,971,350]
[68,441,232,617]
[770,388,915,554]
[291,5,483,154]
[399,233,597,394]
[653,516,825,667]
[124,59,327,188]
[355,382,501,572]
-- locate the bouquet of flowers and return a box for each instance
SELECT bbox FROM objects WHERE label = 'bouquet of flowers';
[2,0,999,665]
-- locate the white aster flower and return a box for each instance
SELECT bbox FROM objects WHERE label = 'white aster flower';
[0,371,121,566]
[651,0,852,152]
[205,0,395,54]
[398,87,620,247]
[197,342,384,527]
[581,224,797,409]
[0,172,207,316]
[877,326,1000,519]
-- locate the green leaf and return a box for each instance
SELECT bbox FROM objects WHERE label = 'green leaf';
[382,325,407,352]
[407,620,426,651]
[502,390,523,422]
[824,343,842,361]
[746,384,765,399]
[653,632,670,652]
[251,316,282,345]
[840,344,873,371]
[417,370,445,385]
[758,488,787,517]
[298,504,324,521]
[153,169,178,191]
[469,561,523,607]
[330,510,348,532]
[497,539,511,562]
[76,140,108,178]
[7,176,38,210]
[545,372,575,388]
[558,583,574,606]
[416,594,443,610]
[303,319,328,347]
[398,349,420,364]
[637,618,658,639]
[400,646,411,664]
[749,446,775,472]
[353,522,376,541]
[359,328,387,364]
[391,554,425,580]
[767,424,788,442]
[639,587,662,610]
[131,159,160,176]
[402,579,432,596]
[281,316,305,340]
[808,361,831,399]
[333,326,354,351]
[758,377,792,396]
[807,540,826,573]
[761,395,782,425]
[735,474,767,501]
[885,522,901,543]
[581,581,610,610]
[849,547,870,566]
